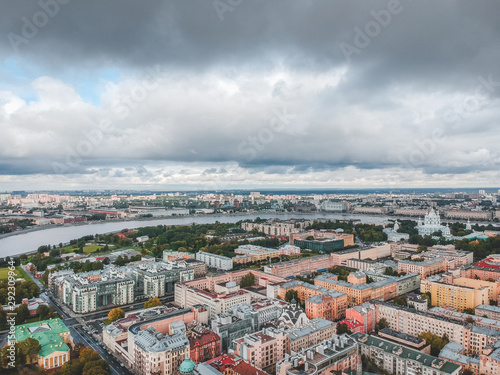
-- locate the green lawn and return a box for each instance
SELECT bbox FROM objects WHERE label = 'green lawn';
[83,245,102,253]
[0,266,30,281]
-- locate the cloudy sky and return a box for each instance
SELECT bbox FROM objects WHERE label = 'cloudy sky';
[0,0,499,191]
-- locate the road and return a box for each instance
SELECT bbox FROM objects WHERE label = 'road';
[20,265,134,374]
[69,322,132,375]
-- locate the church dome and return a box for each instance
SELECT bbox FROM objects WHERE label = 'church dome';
[179,357,197,374]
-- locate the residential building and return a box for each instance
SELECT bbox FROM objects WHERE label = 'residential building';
[175,283,251,318]
[230,327,289,374]
[371,300,500,356]
[278,280,348,321]
[51,260,194,313]
[276,334,360,375]
[438,342,480,375]
[378,328,431,354]
[475,304,500,320]
[353,333,461,375]
[287,318,337,352]
[345,303,376,333]
[461,255,500,282]
[320,201,349,212]
[185,321,221,364]
[132,325,190,375]
[407,294,428,311]
[314,273,397,307]
[398,257,447,279]
[233,244,282,264]
[421,279,489,310]
[429,306,500,332]
[479,344,500,375]
[196,251,233,270]
[444,210,493,220]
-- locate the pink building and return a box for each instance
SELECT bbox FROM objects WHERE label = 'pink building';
[231,328,289,374]
[345,303,376,333]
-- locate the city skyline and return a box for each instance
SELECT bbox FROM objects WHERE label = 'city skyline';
[1,1,499,190]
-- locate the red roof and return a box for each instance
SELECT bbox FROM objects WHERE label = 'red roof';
[474,259,500,269]
[189,331,220,348]
[231,361,268,375]
[340,318,364,330]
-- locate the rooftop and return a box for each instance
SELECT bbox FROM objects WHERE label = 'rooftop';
[15,318,70,357]
[353,333,461,374]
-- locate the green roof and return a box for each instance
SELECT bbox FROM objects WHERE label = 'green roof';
[15,318,70,357]
[353,333,461,375]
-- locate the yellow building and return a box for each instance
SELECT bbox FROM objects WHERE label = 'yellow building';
[14,318,73,370]
[452,277,500,302]
[429,281,489,310]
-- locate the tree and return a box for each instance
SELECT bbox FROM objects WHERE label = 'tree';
[108,308,125,322]
[418,331,449,356]
[19,337,41,364]
[393,295,407,307]
[375,318,389,332]
[284,289,299,304]
[337,322,352,335]
[37,304,50,320]
[465,316,475,324]
[463,308,475,315]
[144,297,162,309]
[240,273,255,288]
[14,304,30,325]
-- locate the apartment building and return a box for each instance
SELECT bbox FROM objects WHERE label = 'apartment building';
[195,251,233,270]
[444,209,493,220]
[345,303,376,333]
[233,244,282,264]
[314,273,397,307]
[51,261,194,313]
[353,333,461,375]
[398,257,447,278]
[421,279,489,310]
[475,304,500,320]
[429,307,500,332]
[461,255,500,282]
[231,327,289,374]
[241,219,313,237]
[371,300,500,356]
[132,326,190,375]
[278,280,348,321]
[175,283,251,318]
[276,334,360,375]
[264,254,334,277]
[287,318,337,352]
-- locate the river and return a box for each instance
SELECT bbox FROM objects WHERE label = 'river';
[0,213,393,257]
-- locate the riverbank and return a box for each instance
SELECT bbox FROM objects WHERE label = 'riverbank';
[1,211,498,258]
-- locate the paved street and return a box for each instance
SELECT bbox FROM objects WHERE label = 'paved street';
[20,264,134,374]
[69,323,132,375]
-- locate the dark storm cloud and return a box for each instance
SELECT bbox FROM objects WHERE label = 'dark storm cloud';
[1,0,500,188]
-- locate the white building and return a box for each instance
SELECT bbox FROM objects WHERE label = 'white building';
[417,209,451,238]
[383,220,410,242]
[196,251,233,270]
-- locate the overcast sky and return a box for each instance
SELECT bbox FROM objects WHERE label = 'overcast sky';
[1,0,499,191]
